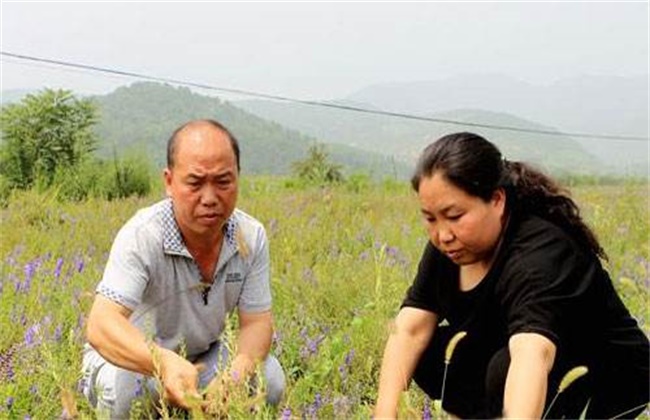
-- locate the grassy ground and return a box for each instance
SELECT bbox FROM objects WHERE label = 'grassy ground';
[0,178,648,418]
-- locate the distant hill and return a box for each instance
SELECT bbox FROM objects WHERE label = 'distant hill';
[89,82,410,178]
[235,99,603,175]
[343,74,649,174]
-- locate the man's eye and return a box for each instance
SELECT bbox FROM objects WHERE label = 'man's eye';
[216,179,233,188]
[447,214,462,221]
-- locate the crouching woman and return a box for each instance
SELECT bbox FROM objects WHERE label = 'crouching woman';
[375,132,649,418]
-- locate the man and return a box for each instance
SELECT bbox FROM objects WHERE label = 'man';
[82,119,285,417]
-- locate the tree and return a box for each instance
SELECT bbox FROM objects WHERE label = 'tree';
[291,144,344,185]
[0,89,98,189]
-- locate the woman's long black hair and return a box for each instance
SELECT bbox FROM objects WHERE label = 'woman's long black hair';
[411,132,606,259]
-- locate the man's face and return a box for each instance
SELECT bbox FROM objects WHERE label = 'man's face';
[164,124,239,241]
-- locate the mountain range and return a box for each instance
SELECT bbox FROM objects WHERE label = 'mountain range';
[341,74,649,174]
[2,74,648,177]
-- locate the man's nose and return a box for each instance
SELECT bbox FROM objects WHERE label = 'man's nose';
[200,187,218,206]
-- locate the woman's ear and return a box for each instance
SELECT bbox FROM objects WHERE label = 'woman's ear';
[492,187,507,210]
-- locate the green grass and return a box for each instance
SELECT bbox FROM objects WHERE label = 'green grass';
[0,178,648,418]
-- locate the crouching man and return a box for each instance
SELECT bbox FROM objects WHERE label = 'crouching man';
[82,119,285,418]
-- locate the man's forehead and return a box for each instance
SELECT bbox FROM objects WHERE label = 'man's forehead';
[176,123,229,146]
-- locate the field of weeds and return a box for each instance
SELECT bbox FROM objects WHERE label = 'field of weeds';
[1,178,648,419]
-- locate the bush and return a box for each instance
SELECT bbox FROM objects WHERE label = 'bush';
[48,154,154,201]
[291,144,345,186]
[0,89,98,190]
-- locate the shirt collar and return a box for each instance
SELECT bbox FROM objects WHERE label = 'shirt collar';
[160,199,238,256]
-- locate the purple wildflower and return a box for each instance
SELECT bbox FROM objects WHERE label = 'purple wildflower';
[339,349,355,380]
[77,378,87,394]
[134,377,144,397]
[385,246,398,258]
[6,396,13,410]
[74,256,85,273]
[281,407,292,420]
[313,393,322,409]
[423,397,432,420]
[54,324,63,341]
[22,261,37,292]
[54,257,64,279]
[24,323,40,347]
[306,393,324,418]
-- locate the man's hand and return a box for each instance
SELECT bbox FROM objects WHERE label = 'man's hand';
[202,355,257,412]
[157,348,202,409]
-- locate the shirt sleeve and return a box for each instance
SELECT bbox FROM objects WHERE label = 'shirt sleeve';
[237,225,272,313]
[498,231,593,346]
[96,222,149,311]
[402,241,443,314]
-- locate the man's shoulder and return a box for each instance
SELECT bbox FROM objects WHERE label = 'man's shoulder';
[118,199,168,239]
[232,208,265,233]
[230,208,268,253]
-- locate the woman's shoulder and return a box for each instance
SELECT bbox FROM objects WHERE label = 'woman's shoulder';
[502,213,595,276]
[510,213,581,254]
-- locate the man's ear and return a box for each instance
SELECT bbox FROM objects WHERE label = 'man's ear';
[163,168,173,197]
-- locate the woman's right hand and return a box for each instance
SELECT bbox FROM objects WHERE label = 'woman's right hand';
[374,307,438,418]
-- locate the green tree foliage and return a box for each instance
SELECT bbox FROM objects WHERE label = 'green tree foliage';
[51,153,153,202]
[0,89,98,189]
[291,144,345,185]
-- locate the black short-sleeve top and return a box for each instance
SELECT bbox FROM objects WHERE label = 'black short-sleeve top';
[402,211,649,368]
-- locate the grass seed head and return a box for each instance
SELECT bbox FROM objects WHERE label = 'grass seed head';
[444,331,467,363]
[558,366,589,393]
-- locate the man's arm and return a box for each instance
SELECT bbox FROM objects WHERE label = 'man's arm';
[86,295,201,408]
[503,332,556,418]
[230,309,273,380]
[375,307,438,419]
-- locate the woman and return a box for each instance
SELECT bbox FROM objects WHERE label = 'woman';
[375,133,649,418]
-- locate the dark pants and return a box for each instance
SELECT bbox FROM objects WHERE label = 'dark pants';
[412,327,649,419]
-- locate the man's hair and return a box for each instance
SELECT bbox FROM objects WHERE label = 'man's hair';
[166,119,241,171]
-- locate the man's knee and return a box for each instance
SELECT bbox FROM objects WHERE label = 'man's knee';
[263,355,286,405]
[83,353,155,419]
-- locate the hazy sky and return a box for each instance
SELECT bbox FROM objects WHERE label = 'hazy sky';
[1,2,649,100]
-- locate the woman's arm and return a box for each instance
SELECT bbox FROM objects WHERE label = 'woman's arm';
[375,307,438,418]
[503,332,556,418]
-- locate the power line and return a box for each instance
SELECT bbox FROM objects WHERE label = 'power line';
[1,50,648,143]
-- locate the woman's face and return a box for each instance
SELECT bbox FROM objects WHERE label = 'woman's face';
[418,171,506,266]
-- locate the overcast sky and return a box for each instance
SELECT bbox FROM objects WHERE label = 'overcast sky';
[1,2,648,100]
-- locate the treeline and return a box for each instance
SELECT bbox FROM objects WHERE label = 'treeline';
[0,88,368,205]
[0,89,153,204]
[1,88,644,206]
